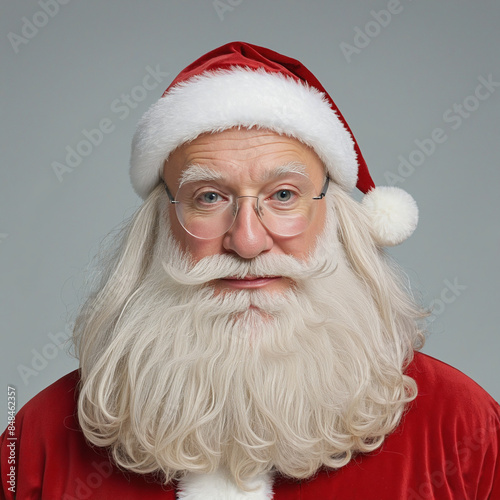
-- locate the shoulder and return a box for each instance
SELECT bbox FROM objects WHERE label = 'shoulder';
[3,369,81,445]
[404,352,500,452]
[408,351,499,411]
[17,369,81,428]
[1,370,85,499]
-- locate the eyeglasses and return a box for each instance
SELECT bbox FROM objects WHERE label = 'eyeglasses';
[162,172,329,239]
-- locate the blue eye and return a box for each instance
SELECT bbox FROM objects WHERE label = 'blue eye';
[201,192,221,204]
[274,190,292,202]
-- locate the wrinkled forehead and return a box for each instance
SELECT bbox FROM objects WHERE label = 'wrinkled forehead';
[163,128,327,189]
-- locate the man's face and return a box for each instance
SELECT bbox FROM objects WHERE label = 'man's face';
[162,128,327,295]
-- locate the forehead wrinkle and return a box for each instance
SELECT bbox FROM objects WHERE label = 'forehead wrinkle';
[179,161,309,187]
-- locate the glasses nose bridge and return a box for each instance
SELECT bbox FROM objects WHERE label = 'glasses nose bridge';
[233,194,263,221]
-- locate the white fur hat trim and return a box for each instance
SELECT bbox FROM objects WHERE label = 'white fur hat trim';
[130,67,358,200]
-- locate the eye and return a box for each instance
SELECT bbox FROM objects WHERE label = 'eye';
[200,191,221,204]
[273,189,293,202]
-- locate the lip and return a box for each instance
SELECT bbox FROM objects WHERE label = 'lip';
[219,276,282,289]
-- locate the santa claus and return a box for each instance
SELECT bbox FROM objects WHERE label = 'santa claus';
[2,41,499,499]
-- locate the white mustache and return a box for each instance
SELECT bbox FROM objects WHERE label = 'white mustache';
[162,252,338,286]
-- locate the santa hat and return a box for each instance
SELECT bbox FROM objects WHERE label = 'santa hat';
[130,41,418,246]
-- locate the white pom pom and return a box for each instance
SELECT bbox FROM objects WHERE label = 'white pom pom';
[362,186,418,246]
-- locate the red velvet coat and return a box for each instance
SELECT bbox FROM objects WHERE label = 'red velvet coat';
[2,352,499,499]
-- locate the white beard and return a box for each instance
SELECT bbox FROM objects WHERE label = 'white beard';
[77,193,417,493]
[148,199,366,365]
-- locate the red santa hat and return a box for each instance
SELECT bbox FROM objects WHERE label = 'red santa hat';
[130,41,418,246]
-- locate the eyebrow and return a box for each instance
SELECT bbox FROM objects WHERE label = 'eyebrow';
[178,161,308,186]
[179,164,224,186]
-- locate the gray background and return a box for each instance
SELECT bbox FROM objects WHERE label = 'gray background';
[1,0,499,425]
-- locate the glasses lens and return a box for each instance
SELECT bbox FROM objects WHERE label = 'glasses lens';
[258,173,317,237]
[175,181,234,239]
[174,172,319,239]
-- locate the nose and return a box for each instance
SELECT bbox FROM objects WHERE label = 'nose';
[222,197,274,259]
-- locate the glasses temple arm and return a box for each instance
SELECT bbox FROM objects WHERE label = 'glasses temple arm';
[313,176,330,200]
[162,179,179,204]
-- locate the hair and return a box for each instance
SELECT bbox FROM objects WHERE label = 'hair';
[73,181,427,491]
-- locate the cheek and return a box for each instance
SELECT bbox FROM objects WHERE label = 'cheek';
[311,204,327,240]
[278,204,327,259]
[186,238,224,262]
[168,207,186,247]
[169,208,223,261]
